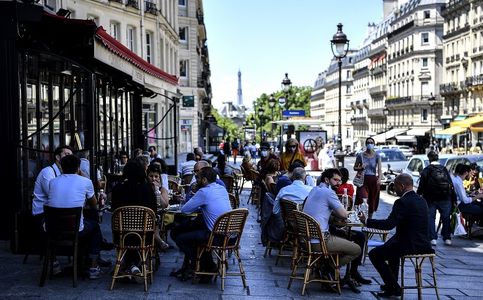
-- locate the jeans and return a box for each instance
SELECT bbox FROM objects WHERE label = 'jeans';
[79,218,102,259]
[428,200,452,241]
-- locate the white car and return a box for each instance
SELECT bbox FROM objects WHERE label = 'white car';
[402,154,456,190]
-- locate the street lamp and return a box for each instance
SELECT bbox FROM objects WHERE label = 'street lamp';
[330,23,349,166]
[428,94,436,143]
[258,107,265,142]
[281,73,292,96]
[268,94,276,140]
[383,108,389,143]
[280,73,292,151]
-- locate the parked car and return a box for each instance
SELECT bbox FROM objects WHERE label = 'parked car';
[376,149,408,184]
[444,154,483,174]
[402,154,456,190]
[379,144,413,158]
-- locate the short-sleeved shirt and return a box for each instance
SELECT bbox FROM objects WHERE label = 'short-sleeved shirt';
[273,180,313,214]
[303,183,343,232]
[356,152,380,176]
[45,174,95,231]
[32,163,61,216]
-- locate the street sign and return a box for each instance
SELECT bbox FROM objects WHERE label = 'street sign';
[182,95,195,107]
[282,110,305,117]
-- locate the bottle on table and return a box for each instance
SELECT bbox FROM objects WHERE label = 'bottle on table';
[360,198,369,219]
[154,186,162,208]
[341,188,349,210]
[97,188,106,223]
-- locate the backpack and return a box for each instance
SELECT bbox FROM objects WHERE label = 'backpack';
[425,165,452,199]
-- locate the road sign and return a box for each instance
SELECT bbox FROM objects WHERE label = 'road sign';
[282,110,305,117]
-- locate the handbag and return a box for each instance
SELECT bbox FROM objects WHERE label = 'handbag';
[453,211,467,236]
[353,171,364,188]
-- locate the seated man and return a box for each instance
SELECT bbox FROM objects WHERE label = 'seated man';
[360,173,433,298]
[171,167,232,280]
[45,155,102,279]
[303,168,366,289]
[273,167,313,215]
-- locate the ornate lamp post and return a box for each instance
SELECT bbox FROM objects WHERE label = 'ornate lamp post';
[383,108,389,143]
[268,94,276,140]
[280,73,292,151]
[258,107,265,142]
[330,23,349,167]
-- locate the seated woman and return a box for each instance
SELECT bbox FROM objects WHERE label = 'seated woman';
[464,163,481,193]
[146,164,170,250]
[279,138,306,172]
[241,151,256,172]
[264,159,280,195]
[111,159,157,277]
[336,167,355,209]
[150,157,169,192]
[452,163,483,226]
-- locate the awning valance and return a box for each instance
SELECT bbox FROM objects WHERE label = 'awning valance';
[434,126,466,138]
[450,115,483,128]
[406,127,430,136]
[371,128,408,144]
[395,135,417,143]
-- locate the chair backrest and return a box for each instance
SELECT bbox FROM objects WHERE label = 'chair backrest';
[168,180,181,194]
[208,208,249,249]
[111,206,156,248]
[280,199,299,234]
[168,175,181,184]
[293,210,329,255]
[221,174,235,193]
[43,206,82,245]
[228,193,237,209]
[181,174,193,185]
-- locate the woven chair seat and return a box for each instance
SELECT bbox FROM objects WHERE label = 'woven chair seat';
[402,253,436,258]
[362,227,391,234]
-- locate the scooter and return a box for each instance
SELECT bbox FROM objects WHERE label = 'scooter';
[382,164,399,196]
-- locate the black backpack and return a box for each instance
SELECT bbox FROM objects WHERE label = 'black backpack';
[425,165,452,198]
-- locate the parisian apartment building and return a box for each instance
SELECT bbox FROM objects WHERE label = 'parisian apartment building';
[310,0,483,151]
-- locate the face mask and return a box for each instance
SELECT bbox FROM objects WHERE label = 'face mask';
[261,150,268,157]
[367,144,374,150]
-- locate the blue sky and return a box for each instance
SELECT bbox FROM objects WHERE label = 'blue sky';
[203,0,387,110]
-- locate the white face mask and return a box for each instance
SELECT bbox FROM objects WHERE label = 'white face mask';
[367,144,374,150]
[261,150,268,157]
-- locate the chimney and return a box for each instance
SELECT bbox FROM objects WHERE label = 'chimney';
[383,0,398,18]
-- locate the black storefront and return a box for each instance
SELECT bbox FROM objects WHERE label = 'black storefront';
[0,4,177,250]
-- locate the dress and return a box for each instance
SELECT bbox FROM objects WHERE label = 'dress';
[367,190,432,292]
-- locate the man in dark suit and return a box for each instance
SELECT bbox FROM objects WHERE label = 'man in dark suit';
[359,173,432,297]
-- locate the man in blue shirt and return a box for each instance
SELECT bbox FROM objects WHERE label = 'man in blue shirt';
[273,167,313,214]
[171,167,232,281]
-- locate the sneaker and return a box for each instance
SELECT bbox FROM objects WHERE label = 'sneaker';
[129,265,143,283]
[52,260,62,276]
[444,239,452,246]
[431,239,437,246]
[89,266,101,279]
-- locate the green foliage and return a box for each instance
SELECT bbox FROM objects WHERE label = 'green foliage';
[211,107,242,140]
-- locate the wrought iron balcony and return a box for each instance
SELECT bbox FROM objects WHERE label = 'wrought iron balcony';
[350,116,369,126]
[385,96,412,106]
[145,1,157,15]
[369,85,387,96]
[439,82,461,95]
[126,0,138,9]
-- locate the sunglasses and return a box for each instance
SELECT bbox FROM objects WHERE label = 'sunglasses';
[288,145,297,148]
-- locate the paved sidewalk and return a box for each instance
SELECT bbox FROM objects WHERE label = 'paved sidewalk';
[1,187,483,299]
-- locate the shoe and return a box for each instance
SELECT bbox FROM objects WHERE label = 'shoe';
[431,239,437,246]
[98,256,112,267]
[129,265,143,283]
[52,260,62,276]
[377,288,401,298]
[89,266,101,279]
[444,239,452,246]
[351,270,372,285]
[341,277,360,294]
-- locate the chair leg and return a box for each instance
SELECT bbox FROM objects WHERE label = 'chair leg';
[264,241,271,258]
[362,232,371,265]
[220,250,226,291]
[415,258,423,300]
[141,250,148,292]
[110,249,125,290]
[234,249,247,288]
[73,243,78,288]
[301,255,312,296]
[400,257,405,300]
[430,256,440,300]
[39,246,50,287]
[334,255,341,295]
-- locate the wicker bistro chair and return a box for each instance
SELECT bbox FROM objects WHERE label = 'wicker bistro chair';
[39,206,82,288]
[110,206,157,292]
[264,199,300,267]
[228,193,237,210]
[194,208,249,291]
[288,210,341,296]
[361,227,390,265]
[400,253,439,300]
[220,174,235,194]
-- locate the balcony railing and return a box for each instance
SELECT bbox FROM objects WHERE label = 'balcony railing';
[126,0,138,9]
[350,116,369,125]
[466,74,483,86]
[439,82,460,95]
[145,1,157,14]
[369,85,387,96]
[385,96,412,106]
[370,64,387,76]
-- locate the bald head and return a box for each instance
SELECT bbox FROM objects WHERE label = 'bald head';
[194,160,210,172]
[395,173,413,195]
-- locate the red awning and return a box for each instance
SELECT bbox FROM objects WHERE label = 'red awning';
[95,27,178,86]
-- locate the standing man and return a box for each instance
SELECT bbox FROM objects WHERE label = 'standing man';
[360,174,432,298]
[223,138,231,162]
[417,150,454,246]
[303,169,365,286]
